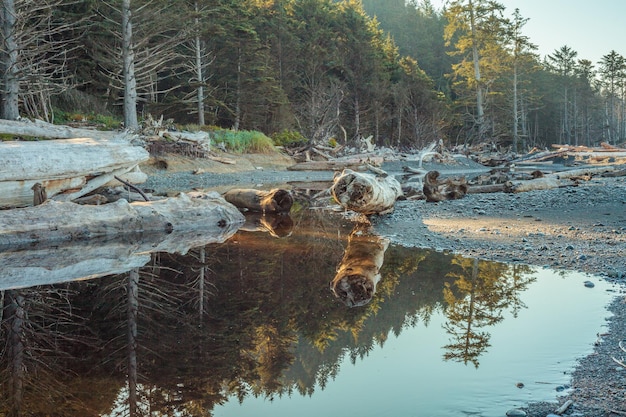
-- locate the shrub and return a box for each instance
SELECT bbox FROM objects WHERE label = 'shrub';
[271,129,308,148]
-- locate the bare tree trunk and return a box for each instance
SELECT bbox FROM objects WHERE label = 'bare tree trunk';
[234,46,242,131]
[193,1,205,125]
[1,0,20,120]
[468,0,485,141]
[122,0,139,130]
[127,269,139,416]
[512,64,519,152]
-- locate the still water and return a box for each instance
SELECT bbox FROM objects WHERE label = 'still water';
[0,206,615,417]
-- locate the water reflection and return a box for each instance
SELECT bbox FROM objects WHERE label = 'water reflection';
[0,208,611,416]
[443,258,534,367]
[330,223,390,307]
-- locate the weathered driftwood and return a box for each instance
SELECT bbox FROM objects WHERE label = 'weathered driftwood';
[223,188,294,213]
[331,168,403,215]
[287,160,368,171]
[162,130,211,151]
[466,182,514,194]
[0,136,149,207]
[507,166,619,193]
[0,192,245,247]
[423,171,469,202]
[0,118,129,141]
[330,226,389,307]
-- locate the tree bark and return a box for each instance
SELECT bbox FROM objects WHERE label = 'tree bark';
[331,169,403,215]
[122,0,139,130]
[1,0,20,120]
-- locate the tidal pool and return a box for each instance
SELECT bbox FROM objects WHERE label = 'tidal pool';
[0,208,616,417]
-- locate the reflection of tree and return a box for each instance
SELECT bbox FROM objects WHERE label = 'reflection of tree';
[0,287,96,416]
[442,257,535,367]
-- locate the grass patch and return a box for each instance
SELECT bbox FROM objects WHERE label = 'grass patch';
[211,129,275,154]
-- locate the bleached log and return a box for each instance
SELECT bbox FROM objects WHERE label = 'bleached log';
[0,191,245,247]
[330,226,389,307]
[0,118,129,141]
[53,166,136,202]
[0,176,86,208]
[0,137,149,207]
[509,176,562,193]
[466,182,514,194]
[331,169,403,215]
[162,130,211,151]
[548,166,617,179]
[223,188,294,213]
[0,138,148,181]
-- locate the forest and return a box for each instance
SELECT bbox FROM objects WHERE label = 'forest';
[1,0,625,151]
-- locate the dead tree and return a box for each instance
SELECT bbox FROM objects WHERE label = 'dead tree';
[0,0,84,120]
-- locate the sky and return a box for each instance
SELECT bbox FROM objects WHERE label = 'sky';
[430,0,626,67]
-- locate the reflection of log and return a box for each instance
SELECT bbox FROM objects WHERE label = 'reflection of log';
[330,226,390,307]
[223,188,293,213]
[0,192,245,247]
[331,169,403,215]
[0,202,244,291]
[239,212,294,238]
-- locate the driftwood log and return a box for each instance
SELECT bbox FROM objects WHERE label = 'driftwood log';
[331,169,403,215]
[0,136,149,208]
[423,171,469,202]
[330,226,390,307]
[223,188,293,213]
[0,192,245,247]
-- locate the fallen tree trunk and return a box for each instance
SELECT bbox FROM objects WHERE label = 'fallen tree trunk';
[330,226,389,307]
[0,192,245,247]
[331,169,403,215]
[223,188,294,213]
[0,118,129,141]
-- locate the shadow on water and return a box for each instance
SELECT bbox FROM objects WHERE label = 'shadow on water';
[0,205,614,416]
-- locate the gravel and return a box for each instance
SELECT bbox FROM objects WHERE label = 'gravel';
[141,159,626,416]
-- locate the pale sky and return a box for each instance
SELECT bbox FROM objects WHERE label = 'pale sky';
[431,0,626,67]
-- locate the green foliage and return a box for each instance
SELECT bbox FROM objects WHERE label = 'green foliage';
[53,109,122,130]
[212,129,276,154]
[270,129,308,147]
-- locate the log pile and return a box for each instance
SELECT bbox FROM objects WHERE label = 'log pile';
[0,119,149,208]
